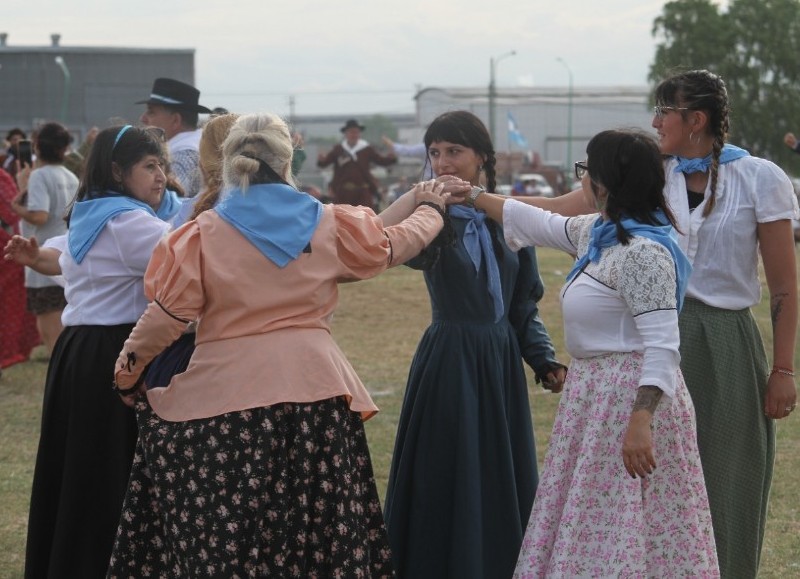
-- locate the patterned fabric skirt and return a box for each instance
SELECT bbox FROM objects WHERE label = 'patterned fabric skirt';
[679,298,773,579]
[514,352,719,578]
[109,396,394,578]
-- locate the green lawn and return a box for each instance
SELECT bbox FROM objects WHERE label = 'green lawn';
[1,246,798,577]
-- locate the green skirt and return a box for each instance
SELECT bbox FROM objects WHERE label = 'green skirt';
[679,297,774,579]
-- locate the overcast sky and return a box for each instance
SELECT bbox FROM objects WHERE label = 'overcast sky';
[8,0,729,117]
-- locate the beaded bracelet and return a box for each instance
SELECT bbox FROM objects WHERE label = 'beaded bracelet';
[770,366,795,377]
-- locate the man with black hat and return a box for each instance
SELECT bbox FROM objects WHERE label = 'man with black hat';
[317,119,396,211]
[138,78,212,197]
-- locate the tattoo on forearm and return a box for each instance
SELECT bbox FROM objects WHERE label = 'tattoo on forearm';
[632,386,663,414]
[771,292,788,325]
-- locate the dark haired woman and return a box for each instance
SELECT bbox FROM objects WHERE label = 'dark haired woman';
[470,129,717,576]
[4,125,172,578]
[382,110,566,578]
[651,70,798,578]
[10,122,76,354]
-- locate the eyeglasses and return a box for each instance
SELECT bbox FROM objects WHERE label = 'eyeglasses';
[574,161,588,181]
[653,105,690,119]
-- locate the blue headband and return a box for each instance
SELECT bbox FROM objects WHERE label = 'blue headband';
[112,125,133,151]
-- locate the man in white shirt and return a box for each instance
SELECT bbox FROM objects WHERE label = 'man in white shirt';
[138,78,212,197]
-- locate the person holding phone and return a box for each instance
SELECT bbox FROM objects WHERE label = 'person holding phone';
[2,128,28,178]
[11,123,77,355]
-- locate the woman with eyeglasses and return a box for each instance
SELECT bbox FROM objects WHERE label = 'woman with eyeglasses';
[514,69,798,578]
[380,110,566,579]
[4,125,173,578]
[651,70,797,578]
[467,128,718,577]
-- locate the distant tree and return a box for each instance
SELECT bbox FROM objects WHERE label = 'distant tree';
[650,0,800,168]
[649,0,729,77]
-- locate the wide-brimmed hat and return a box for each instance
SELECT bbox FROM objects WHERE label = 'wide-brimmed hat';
[136,78,212,114]
[340,119,365,132]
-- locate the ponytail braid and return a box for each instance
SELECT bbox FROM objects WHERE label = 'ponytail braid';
[484,152,497,193]
[703,87,730,217]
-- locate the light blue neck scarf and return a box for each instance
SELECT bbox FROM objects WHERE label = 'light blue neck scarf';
[673,143,749,174]
[449,205,504,322]
[156,189,183,221]
[566,211,692,311]
[215,183,322,268]
[68,194,157,264]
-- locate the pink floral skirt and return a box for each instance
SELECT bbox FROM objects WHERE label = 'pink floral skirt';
[514,352,719,578]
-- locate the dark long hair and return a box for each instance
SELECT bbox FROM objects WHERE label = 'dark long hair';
[423,110,497,193]
[654,69,729,217]
[585,129,679,244]
[75,125,164,202]
[422,110,503,263]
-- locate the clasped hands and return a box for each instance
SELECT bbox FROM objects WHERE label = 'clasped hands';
[411,175,472,209]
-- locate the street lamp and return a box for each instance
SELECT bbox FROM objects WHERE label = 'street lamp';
[54,56,71,123]
[488,50,516,145]
[556,57,573,174]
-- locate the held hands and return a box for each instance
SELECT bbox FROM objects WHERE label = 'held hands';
[435,175,472,204]
[413,179,447,211]
[4,235,40,266]
[622,410,656,478]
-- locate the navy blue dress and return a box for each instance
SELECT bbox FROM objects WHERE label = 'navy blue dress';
[384,214,559,579]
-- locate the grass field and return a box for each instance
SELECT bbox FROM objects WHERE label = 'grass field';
[1,246,798,577]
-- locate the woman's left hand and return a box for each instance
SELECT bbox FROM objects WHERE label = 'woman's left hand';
[764,371,797,419]
[622,410,656,478]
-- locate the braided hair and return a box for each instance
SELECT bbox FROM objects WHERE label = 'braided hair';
[422,111,503,264]
[654,69,729,217]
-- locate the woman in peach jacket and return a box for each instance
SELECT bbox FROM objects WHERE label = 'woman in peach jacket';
[109,113,447,578]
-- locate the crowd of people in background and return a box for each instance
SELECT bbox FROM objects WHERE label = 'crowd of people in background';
[1,68,798,578]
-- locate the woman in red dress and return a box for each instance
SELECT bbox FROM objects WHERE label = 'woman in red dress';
[0,169,40,371]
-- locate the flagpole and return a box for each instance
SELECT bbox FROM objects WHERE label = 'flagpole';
[556,57,573,174]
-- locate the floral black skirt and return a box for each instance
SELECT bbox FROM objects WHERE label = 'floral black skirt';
[108,396,394,578]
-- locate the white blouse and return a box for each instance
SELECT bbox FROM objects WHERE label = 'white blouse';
[504,200,681,401]
[53,210,169,326]
[665,155,798,309]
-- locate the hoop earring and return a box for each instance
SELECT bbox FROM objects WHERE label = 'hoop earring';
[689,131,700,145]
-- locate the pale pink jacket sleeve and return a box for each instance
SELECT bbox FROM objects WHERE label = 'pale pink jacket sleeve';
[333,203,443,280]
[114,223,202,388]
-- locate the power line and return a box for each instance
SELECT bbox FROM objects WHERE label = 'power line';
[204,88,415,97]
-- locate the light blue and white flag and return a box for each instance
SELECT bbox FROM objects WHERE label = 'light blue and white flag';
[507,112,529,148]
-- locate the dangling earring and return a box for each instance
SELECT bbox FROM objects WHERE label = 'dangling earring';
[478,165,483,173]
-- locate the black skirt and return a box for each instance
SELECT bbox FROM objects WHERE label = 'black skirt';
[25,324,139,579]
[109,396,394,578]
